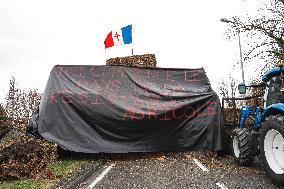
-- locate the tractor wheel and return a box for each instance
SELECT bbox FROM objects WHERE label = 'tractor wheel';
[259,115,284,186]
[231,128,254,166]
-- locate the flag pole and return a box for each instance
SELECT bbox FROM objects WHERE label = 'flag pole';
[131,24,134,56]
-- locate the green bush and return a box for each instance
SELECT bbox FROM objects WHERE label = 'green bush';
[0,104,10,139]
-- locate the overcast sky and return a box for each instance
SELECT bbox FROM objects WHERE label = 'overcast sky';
[0,0,261,103]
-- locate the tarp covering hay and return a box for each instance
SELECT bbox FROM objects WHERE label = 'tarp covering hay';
[29,65,226,153]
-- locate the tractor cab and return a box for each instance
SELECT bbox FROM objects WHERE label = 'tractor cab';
[262,66,284,110]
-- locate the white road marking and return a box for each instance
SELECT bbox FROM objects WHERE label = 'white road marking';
[192,158,209,172]
[216,182,228,189]
[86,163,115,189]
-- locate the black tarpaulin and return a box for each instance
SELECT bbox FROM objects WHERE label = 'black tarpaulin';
[29,65,226,153]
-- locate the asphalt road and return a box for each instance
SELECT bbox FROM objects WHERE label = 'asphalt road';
[79,151,284,189]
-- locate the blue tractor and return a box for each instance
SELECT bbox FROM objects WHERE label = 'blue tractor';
[231,65,284,185]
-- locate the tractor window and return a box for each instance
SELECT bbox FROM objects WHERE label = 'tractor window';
[266,76,284,107]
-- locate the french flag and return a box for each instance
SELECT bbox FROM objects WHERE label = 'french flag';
[104,25,132,49]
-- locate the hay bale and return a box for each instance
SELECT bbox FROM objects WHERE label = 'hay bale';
[246,84,265,107]
[106,54,157,68]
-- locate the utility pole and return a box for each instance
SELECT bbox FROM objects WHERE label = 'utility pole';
[220,18,245,84]
[237,28,245,84]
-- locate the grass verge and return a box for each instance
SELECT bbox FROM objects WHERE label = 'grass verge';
[0,158,90,189]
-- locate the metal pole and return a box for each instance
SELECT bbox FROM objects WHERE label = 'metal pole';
[132,48,134,56]
[237,28,245,84]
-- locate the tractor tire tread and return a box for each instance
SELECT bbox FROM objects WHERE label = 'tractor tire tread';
[232,128,254,166]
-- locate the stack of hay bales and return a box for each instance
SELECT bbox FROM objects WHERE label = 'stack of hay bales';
[246,84,265,107]
[106,54,157,68]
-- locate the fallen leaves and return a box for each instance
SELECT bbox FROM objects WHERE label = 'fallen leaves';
[0,134,58,180]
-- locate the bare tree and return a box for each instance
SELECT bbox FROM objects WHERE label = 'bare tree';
[5,77,41,131]
[222,0,284,77]
[0,103,10,138]
[218,75,238,101]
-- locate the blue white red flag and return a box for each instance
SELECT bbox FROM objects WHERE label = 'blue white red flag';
[104,25,132,49]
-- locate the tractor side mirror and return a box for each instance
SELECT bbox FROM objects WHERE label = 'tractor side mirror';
[238,83,246,94]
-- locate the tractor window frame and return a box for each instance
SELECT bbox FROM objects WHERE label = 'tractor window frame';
[266,75,284,107]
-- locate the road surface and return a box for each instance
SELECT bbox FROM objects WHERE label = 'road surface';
[77,151,283,189]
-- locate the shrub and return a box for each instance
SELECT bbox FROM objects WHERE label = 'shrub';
[0,77,58,180]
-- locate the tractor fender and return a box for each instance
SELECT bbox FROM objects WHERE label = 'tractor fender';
[263,103,284,118]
